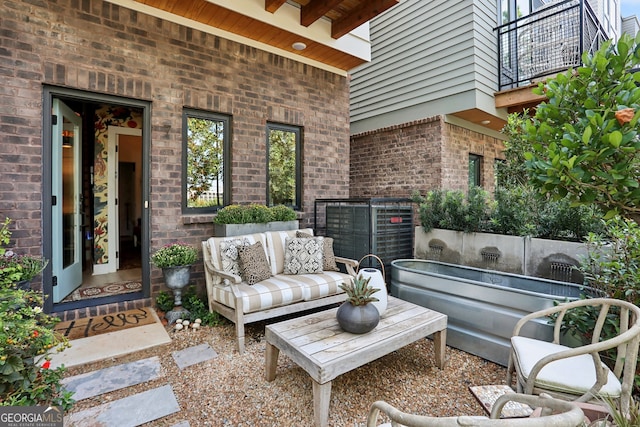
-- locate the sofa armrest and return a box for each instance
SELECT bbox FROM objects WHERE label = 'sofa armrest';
[335,256,358,276]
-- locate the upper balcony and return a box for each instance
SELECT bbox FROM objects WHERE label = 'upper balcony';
[495,0,608,110]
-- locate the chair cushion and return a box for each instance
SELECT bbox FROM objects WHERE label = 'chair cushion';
[297,231,339,271]
[283,237,324,274]
[238,242,272,285]
[511,336,621,397]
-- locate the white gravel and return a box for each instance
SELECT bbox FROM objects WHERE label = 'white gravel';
[63,320,506,426]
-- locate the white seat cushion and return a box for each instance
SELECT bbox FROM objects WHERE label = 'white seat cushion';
[511,336,621,397]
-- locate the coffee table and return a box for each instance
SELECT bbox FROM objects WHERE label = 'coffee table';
[265,296,447,427]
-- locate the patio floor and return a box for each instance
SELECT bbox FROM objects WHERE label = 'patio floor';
[59,318,506,426]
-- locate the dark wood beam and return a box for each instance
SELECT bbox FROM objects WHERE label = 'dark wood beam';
[301,0,343,27]
[331,0,398,39]
[265,0,287,13]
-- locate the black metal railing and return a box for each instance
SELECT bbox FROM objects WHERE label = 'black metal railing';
[496,0,609,90]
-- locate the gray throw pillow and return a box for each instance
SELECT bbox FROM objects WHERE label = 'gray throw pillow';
[284,237,324,274]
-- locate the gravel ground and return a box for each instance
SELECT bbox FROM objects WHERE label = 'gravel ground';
[63,320,507,427]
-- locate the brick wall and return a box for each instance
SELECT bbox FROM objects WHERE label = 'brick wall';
[1,0,350,314]
[350,117,444,199]
[443,122,506,194]
[350,116,505,198]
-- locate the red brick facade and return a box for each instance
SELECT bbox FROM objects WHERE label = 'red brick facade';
[1,0,350,317]
[350,116,505,198]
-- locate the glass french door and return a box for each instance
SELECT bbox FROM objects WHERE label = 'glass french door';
[52,99,83,302]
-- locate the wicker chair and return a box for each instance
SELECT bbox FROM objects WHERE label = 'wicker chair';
[507,298,640,415]
[366,393,585,427]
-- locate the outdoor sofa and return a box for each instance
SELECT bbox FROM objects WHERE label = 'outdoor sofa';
[202,228,358,353]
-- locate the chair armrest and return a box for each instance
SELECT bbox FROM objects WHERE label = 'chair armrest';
[203,257,242,284]
[335,256,358,276]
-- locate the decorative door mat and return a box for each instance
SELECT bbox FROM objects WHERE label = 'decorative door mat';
[54,307,157,340]
[62,281,142,302]
[469,385,534,418]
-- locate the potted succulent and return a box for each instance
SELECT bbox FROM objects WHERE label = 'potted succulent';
[151,242,198,322]
[336,274,381,334]
[213,204,298,236]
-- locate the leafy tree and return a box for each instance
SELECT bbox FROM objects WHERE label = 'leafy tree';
[187,118,224,207]
[521,33,640,220]
[268,130,296,206]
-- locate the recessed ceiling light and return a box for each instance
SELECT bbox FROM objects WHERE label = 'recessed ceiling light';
[481,120,491,125]
[292,42,307,51]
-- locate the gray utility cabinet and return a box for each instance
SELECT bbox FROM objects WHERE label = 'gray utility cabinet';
[314,198,414,279]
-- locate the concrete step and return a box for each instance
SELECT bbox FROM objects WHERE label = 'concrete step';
[65,384,180,426]
[62,356,162,401]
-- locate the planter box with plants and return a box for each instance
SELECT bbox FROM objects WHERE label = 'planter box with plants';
[213,204,299,237]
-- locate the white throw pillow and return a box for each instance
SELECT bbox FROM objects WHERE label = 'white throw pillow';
[219,237,250,276]
[283,237,324,274]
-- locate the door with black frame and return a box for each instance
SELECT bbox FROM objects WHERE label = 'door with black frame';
[45,89,148,310]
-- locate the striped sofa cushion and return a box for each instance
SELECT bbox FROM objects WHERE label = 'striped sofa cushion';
[212,276,307,314]
[276,271,350,301]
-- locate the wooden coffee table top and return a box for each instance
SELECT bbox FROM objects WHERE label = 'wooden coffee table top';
[265,296,447,384]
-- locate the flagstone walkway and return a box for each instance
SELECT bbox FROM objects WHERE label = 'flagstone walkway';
[62,344,218,426]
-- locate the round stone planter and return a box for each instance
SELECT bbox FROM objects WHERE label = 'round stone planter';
[336,301,379,334]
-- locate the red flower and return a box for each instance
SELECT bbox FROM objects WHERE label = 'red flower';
[32,330,39,338]
[42,360,51,369]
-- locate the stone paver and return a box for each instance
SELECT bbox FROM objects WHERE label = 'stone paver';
[171,343,218,369]
[65,384,180,427]
[62,356,162,401]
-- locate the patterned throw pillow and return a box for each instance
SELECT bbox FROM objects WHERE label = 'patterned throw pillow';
[296,231,339,272]
[219,237,250,276]
[238,241,272,285]
[284,237,324,274]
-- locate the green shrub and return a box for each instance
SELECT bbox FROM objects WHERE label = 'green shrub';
[213,204,297,224]
[413,187,491,233]
[181,287,224,326]
[270,205,297,222]
[155,291,174,313]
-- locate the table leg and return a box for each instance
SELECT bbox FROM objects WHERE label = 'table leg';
[312,380,331,427]
[432,329,447,369]
[265,342,279,382]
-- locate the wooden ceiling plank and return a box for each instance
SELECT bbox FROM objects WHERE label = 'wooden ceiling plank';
[300,0,344,27]
[265,0,288,13]
[331,0,398,39]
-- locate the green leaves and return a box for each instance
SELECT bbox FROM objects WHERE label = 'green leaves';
[514,34,640,218]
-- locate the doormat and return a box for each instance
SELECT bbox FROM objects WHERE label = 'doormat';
[469,385,534,418]
[63,281,142,302]
[54,307,158,340]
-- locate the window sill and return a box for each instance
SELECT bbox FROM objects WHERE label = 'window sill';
[182,214,215,225]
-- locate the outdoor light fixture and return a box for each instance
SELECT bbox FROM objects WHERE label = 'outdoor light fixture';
[480,120,491,125]
[292,42,307,51]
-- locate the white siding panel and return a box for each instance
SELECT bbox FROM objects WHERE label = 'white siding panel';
[350,0,500,132]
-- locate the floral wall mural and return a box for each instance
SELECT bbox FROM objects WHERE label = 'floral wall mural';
[93,106,142,264]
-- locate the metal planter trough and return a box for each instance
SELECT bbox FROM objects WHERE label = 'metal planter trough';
[390,259,593,366]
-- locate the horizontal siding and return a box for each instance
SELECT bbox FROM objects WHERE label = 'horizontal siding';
[350,0,500,130]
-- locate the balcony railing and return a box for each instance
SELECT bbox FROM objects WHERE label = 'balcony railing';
[496,0,608,90]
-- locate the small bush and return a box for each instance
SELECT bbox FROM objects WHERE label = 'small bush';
[270,205,297,222]
[413,187,491,233]
[181,287,224,326]
[155,291,174,313]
